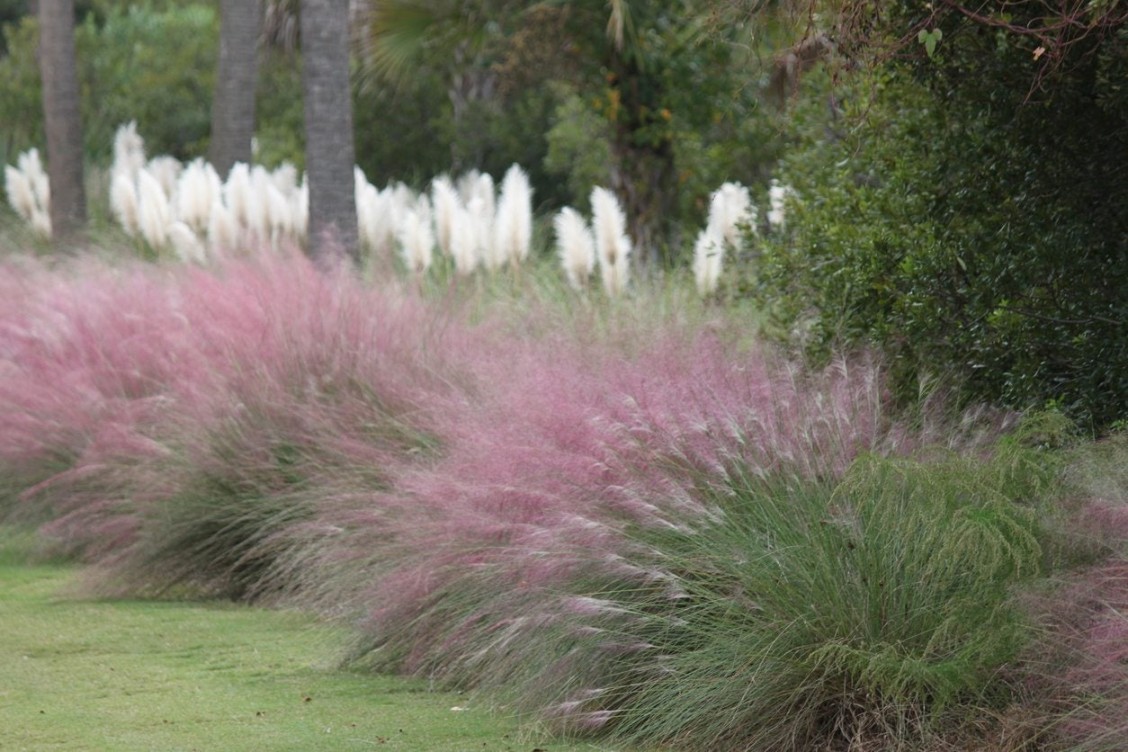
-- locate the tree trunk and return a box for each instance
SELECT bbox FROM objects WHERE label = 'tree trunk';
[300,0,358,267]
[38,0,85,239]
[607,48,677,268]
[210,0,263,180]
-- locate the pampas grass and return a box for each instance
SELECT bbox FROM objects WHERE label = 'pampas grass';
[554,207,595,290]
[4,149,52,239]
[692,227,723,296]
[137,168,171,249]
[590,187,631,297]
[493,164,533,269]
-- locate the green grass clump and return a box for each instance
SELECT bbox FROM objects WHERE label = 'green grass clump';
[550,443,1058,750]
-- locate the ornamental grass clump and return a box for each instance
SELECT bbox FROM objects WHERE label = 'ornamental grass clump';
[54,253,460,598]
[325,330,953,679]
[0,257,204,531]
[502,441,1057,751]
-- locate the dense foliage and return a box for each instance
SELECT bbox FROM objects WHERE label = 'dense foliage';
[757,4,1127,431]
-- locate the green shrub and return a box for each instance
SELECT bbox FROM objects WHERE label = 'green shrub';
[757,63,1128,431]
[0,4,217,162]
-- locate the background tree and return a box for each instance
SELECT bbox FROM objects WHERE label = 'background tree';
[209,0,263,179]
[38,0,85,238]
[300,0,358,266]
[751,1,1128,431]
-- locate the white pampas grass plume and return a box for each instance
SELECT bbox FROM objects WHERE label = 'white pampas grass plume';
[5,152,51,239]
[466,196,491,268]
[431,175,461,257]
[398,207,434,274]
[449,204,479,275]
[224,162,253,229]
[169,220,207,264]
[146,156,182,199]
[271,162,299,197]
[207,199,239,253]
[693,227,724,296]
[174,158,218,233]
[459,170,496,220]
[137,168,171,249]
[4,164,36,222]
[110,172,140,236]
[356,181,380,254]
[18,149,50,214]
[768,179,796,231]
[554,207,596,290]
[112,121,146,181]
[708,181,755,252]
[492,164,533,268]
[29,207,52,239]
[590,186,631,297]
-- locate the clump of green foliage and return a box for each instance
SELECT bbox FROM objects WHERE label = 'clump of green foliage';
[558,439,1060,750]
[756,17,1127,431]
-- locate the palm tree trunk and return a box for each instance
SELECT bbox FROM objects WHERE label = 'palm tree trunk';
[209,0,263,180]
[300,0,358,267]
[38,0,85,239]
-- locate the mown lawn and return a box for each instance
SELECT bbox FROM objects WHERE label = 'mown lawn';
[0,554,619,752]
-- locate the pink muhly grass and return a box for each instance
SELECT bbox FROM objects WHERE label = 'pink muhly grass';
[326,318,939,696]
[2,251,470,586]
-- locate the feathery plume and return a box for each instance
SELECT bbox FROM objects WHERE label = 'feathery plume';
[4,164,36,223]
[137,168,172,249]
[207,199,239,253]
[112,121,146,181]
[146,156,182,199]
[449,204,479,275]
[18,148,50,215]
[554,207,596,290]
[110,172,141,237]
[398,208,434,274]
[169,220,208,264]
[693,227,724,296]
[174,158,217,233]
[493,164,533,268]
[224,163,254,230]
[431,175,462,257]
[707,181,755,253]
[590,186,631,297]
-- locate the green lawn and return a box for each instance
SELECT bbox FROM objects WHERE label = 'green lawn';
[0,558,620,752]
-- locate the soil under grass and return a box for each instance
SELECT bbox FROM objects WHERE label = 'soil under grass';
[0,553,620,752]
